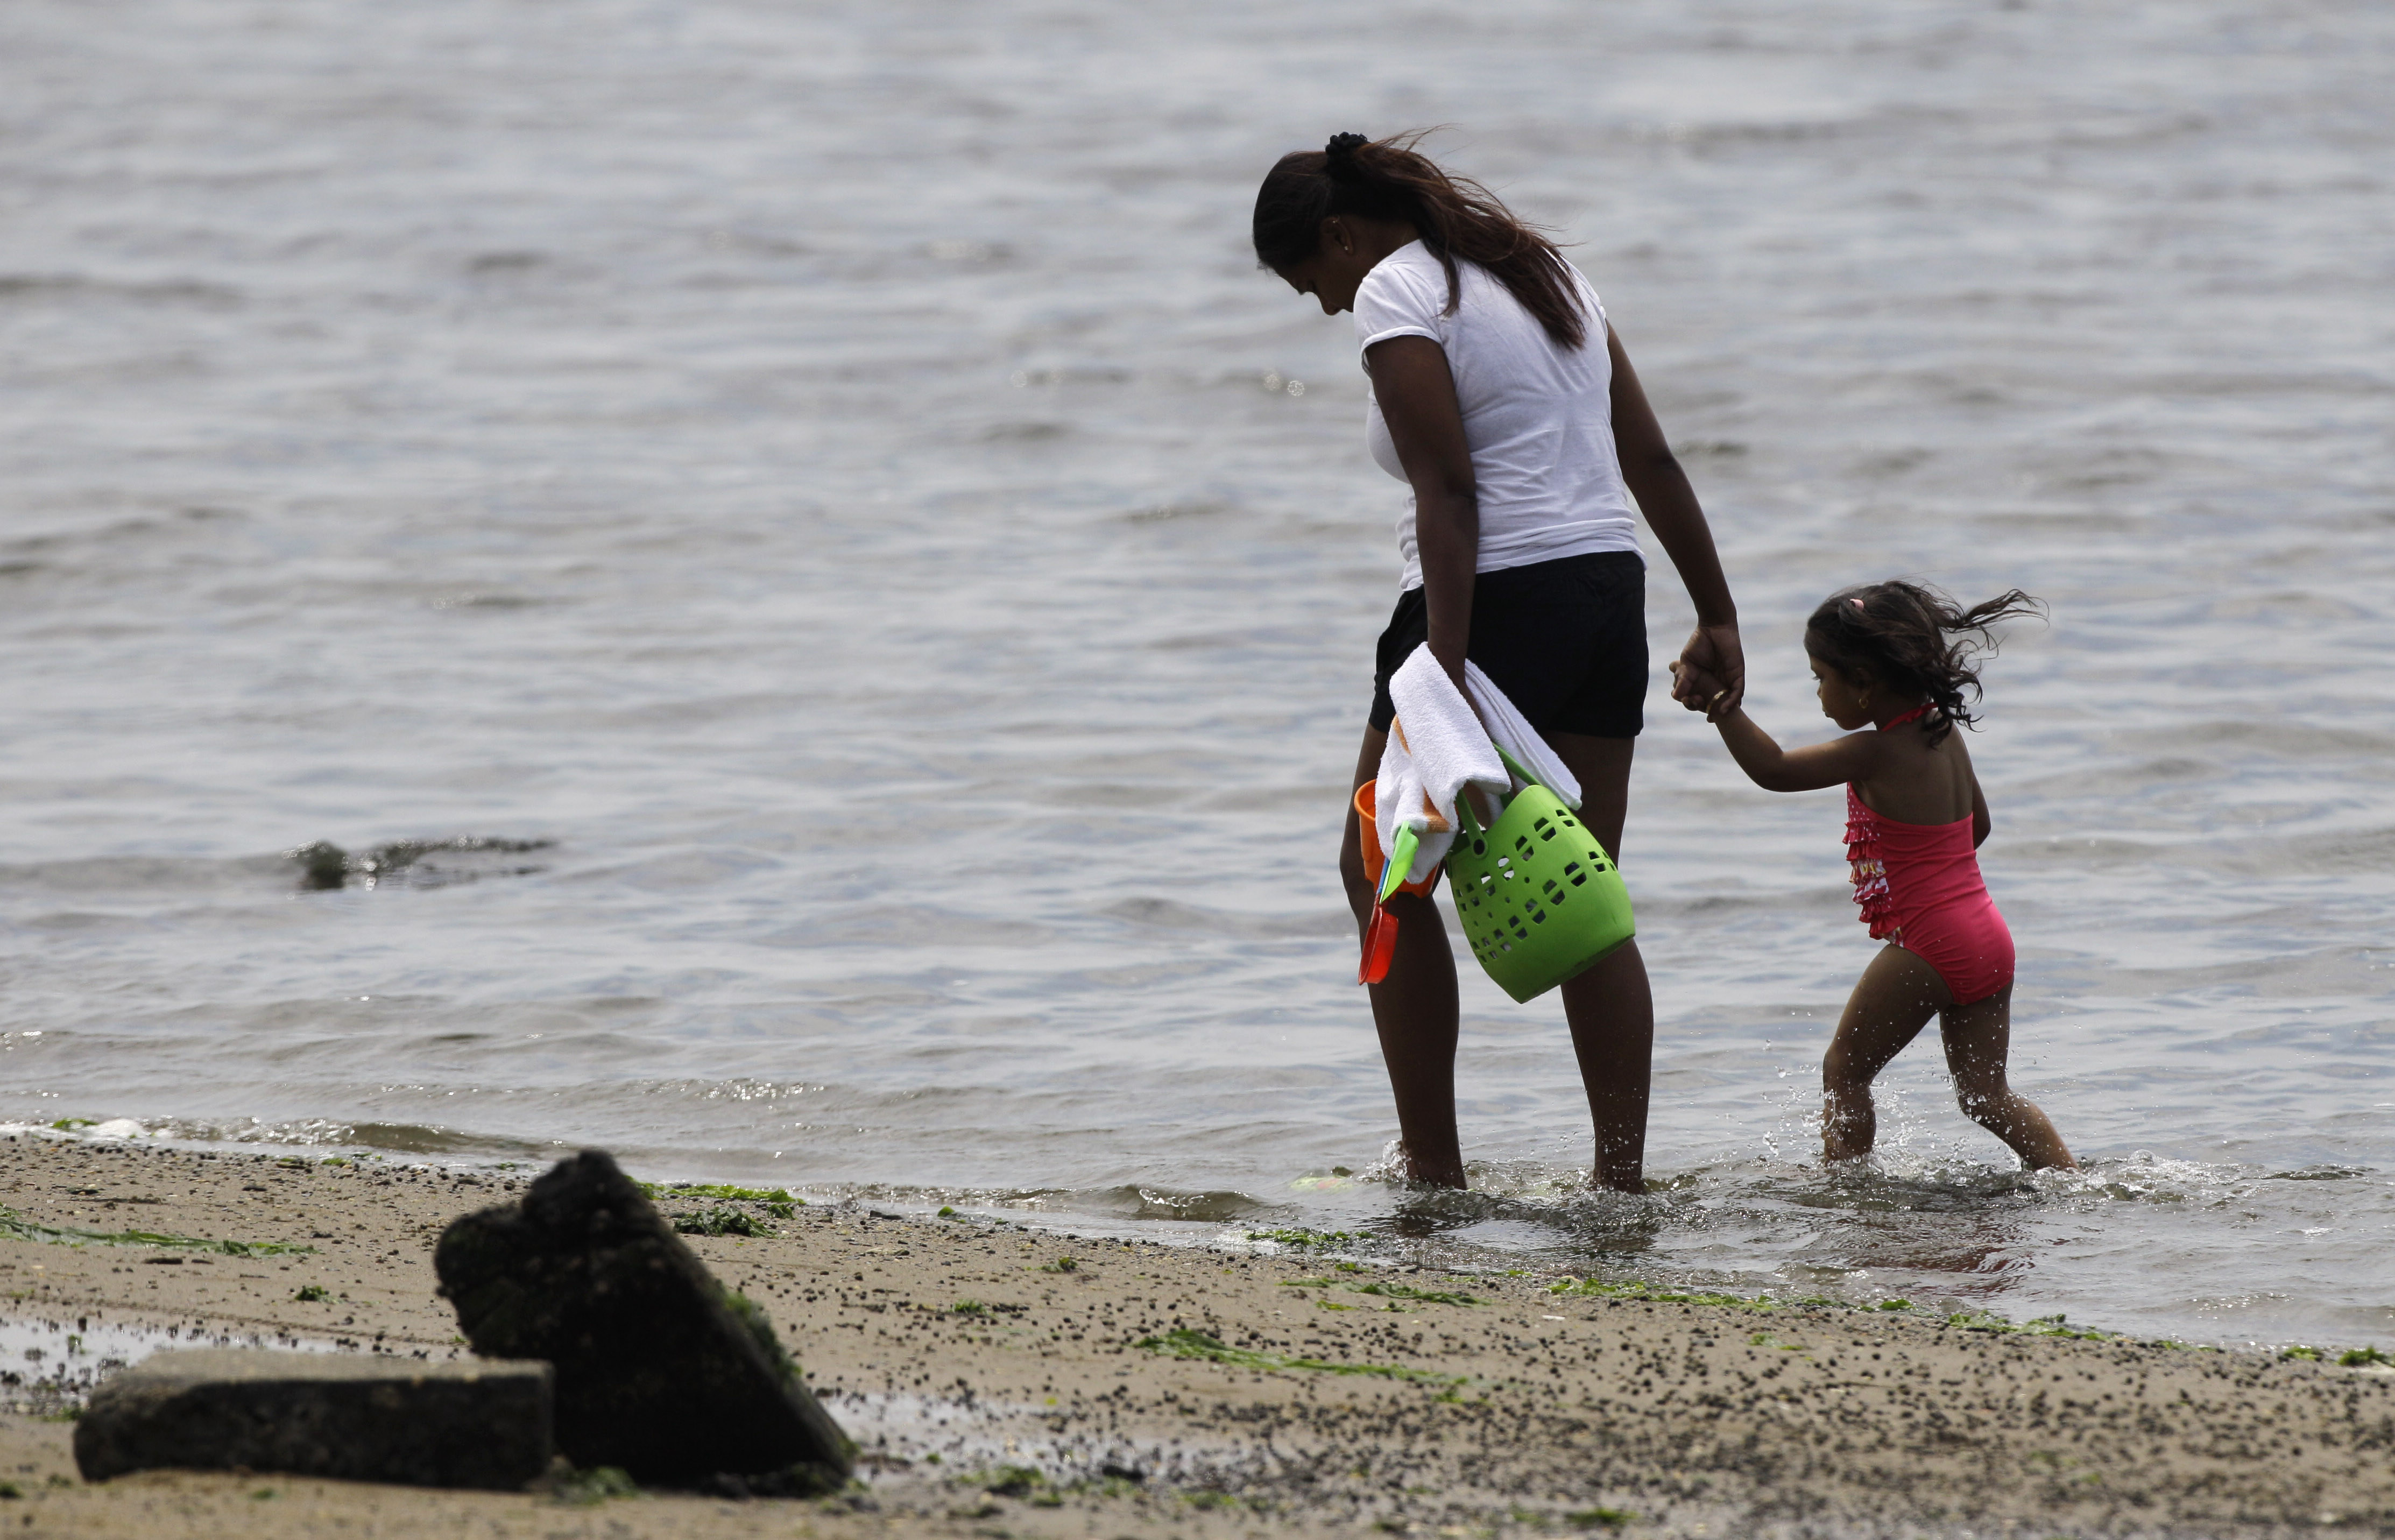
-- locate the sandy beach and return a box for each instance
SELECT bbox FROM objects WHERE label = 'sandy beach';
[0,1135,2388,1538]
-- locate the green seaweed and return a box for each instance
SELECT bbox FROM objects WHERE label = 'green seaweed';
[1244,1227,1358,1250]
[293,1284,331,1302]
[1350,1282,1481,1306]
[1284,1277,1481,1306]
[635,1180,800,1219]
[1041,1255,1078,1273]
[667,1182,796,1204]
[0,1206,314,1257]
[1549,1277,2121,1343]
[47,1119,97,1132]
[549,1465,638,1505]
[1550,1276,1797,1312]
[1138,1327,1466,1386]
[1567,1506,1635,1529]
[2339,1345,2390,1367]
[982,1465,1044,1497]
[672,1206,773,1238]
[723,1290,798,1383]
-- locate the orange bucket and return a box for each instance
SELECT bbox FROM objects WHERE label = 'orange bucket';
[1354,781,1441,898]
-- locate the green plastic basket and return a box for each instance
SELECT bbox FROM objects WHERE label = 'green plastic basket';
[1446,754,1635,1004]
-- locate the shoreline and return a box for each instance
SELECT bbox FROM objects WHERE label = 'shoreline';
[4,1134,2392,1538]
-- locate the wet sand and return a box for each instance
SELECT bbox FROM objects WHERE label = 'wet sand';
[3,1135,2391,1538]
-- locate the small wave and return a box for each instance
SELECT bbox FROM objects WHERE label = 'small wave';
[341,1122,550,1158]
[813,1181,1277,1228]
[22,1115,547,1163]
[0,274,242,307]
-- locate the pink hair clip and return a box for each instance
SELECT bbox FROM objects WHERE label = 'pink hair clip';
[1851,597,1866,609]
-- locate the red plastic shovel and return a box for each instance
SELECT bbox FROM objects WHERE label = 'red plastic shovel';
[1357,824,1420,986]
[1358,903,1398,985]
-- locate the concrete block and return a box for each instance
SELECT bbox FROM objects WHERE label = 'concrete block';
[74,1348,551,1489]
[436,1149,851,1487]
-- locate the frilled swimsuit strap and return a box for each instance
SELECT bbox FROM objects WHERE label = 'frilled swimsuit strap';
[1881,702,1934,730]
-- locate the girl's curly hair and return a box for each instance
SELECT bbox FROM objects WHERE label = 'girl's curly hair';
[1805,581,2045,745]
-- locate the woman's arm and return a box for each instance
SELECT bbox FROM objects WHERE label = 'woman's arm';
[1970,776,1991,849]
[1711,707,1881,794]
[1608,326,1744,714]
[1367,335,1478,694]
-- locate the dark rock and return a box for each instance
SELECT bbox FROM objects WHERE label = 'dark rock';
[433,1148,852,1487]
[286,841,348,890]
[73,1349,550,1489]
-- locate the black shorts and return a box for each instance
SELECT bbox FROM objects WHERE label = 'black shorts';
[1368,550,1647,740]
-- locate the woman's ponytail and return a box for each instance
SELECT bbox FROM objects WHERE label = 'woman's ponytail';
[1252,131,1588,349]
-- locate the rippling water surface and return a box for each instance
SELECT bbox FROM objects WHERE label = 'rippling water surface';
[3,0,2390,1348]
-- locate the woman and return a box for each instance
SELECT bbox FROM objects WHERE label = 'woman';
[1253,132,1742,1193]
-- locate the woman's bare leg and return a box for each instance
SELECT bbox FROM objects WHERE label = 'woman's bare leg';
[1822,944,1946,1162]
[1551,733,1652,1193]
[1938,986,2078,1170]
[1343,727,1466,1188]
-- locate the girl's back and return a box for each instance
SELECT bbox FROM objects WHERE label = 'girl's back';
[1853,717,1979,829]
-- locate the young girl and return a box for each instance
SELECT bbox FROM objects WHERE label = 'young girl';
[1677,581,2076,1171]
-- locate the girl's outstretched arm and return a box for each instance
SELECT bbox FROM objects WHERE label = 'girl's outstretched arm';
[1710,708,1881,793]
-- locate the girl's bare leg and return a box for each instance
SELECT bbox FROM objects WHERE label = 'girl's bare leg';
[1343,728,1466,1188]
[1552,733,1652,1193]
[1938,986,2078,1170]
[1822,944,1946,1162]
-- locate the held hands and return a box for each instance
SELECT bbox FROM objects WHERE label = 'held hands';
[1668,661,1725,722]
[1669,623,1745,722]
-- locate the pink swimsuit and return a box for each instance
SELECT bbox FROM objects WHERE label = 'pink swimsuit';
[1845,708,2016,1005]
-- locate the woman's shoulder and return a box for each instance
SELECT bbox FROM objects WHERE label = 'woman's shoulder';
[1354,243,1454,343]
[1358,242,1447,305]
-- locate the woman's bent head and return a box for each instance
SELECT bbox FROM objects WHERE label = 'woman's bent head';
[1252,131,1589,347]
[1804,580,2045,743]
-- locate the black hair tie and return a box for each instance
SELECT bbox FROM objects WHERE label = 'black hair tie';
[1323,131,1368,176]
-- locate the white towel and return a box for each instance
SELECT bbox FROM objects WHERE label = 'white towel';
[1374,647,1586,886]
[1463,660,1581,809]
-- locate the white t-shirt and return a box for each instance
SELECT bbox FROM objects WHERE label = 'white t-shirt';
[1355,241,1641,590]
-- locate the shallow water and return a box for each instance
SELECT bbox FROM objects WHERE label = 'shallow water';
[2,0,2390,1349]
[0,1316,337,1414]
